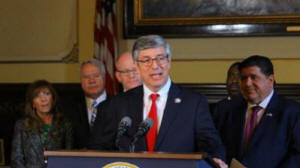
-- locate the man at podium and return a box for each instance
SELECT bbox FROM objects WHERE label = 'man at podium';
[89,35,227,168]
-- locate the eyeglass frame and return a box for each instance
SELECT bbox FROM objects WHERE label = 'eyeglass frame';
[135,55,169,67]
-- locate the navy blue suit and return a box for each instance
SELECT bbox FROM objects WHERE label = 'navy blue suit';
[214,93,300,168]
[89,83,225,159]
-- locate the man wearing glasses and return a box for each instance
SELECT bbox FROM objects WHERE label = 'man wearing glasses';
[115,52,142,92]
[89,35,227,168]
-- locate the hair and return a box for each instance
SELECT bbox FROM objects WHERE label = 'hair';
[132,35,171,61]
[80,58,106,77]
[239,55,274,76]
[24,80,63,132]
[115,51,132,70]
[227,62,241,79]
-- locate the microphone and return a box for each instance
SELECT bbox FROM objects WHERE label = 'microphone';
[115,116,132,150]
[129,118,153,152]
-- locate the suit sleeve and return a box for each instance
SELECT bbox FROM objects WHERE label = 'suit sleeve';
[195,95,226,160]
[64,119,74,149]
[10,120,25,168]
[280,110,300,167]
[88,98,118,150]
[211,101,224,131]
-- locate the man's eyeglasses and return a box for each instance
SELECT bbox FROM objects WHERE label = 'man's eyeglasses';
[136,55,169,67]
[82,73,101,80]
[117,69,138,76]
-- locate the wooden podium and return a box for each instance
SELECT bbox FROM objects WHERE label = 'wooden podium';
[45,150,212,168]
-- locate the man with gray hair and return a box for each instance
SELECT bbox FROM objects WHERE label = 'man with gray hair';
[89,35,227,168]
[65,58,107,149]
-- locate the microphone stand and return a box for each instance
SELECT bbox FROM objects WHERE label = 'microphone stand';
[128,118,153,152]
[115,116,132,151]
[129,143,135,153]
[129,137,138,152]
[115,138,121,151]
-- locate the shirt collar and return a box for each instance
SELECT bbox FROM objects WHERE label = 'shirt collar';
[86,91,107,107]
[248,89,274,109]
[143,77,171,98]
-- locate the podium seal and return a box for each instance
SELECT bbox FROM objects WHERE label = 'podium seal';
[103,162,139,168]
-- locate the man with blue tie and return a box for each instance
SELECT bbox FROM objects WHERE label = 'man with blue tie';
[89,35,227,168]
[214,55,300,168]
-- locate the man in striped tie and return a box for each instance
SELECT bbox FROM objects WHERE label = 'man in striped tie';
[65,58,108,149]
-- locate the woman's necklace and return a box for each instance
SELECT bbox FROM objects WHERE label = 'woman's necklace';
[37,113,53,164]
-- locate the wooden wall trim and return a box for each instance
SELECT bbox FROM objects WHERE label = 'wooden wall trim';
[1,83,300,103]
[180,83,300,103]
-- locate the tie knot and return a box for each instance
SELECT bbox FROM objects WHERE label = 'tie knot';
[150,94,159,101]
[251,105,262,114]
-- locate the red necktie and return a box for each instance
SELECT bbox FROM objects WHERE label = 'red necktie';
[146,93,159,152]
[243,105,262,151]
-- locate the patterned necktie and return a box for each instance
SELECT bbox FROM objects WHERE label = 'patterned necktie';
[243,105,262,151]
[90,101,97,127]
[146,93,159,152]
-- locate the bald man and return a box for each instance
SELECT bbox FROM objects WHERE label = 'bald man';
[115,52,142,92]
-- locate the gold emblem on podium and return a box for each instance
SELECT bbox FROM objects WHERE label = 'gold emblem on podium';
[103,162,139,168]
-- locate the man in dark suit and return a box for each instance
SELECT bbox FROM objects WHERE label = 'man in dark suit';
[225,62,241,100]
[214,55,300,168]
[211,62,241,125]
[89,35,227,168]
[65,58,108,149]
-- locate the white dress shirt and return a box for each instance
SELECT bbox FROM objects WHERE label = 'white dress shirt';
[245,90,274,126]
[85,91,107,125]
[143,77,171,132]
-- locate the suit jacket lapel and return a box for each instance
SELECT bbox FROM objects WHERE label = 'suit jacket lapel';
[234,99,248,159]
[155,83,180,149]
[79,96,90,131]
[28,130,43,159]
[128,86,146,150]
[129,86,144,125]
[246,93,280,151]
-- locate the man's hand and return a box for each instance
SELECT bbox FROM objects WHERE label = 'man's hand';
[213,158,228,168]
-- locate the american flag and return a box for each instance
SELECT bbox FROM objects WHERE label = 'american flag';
[94,0,119,95]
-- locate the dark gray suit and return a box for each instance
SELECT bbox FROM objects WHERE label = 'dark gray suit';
[11,119,73,168]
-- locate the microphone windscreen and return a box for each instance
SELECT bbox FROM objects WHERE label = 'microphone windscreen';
[129,118,154,152]
[120,116,132,127]
[144,118,153,128]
